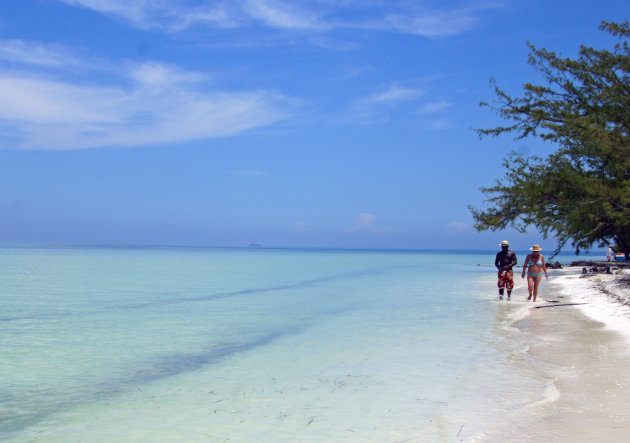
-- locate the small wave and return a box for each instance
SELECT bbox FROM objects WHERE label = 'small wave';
[525,379,561,411]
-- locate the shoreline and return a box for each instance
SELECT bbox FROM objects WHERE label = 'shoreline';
[552,264,630,340]
[488,265,630,442]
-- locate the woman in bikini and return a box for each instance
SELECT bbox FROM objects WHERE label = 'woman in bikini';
[521,244,548,302]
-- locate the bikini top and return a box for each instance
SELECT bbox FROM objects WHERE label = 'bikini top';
[529,256,542,266]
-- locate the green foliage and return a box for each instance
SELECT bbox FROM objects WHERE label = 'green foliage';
[471,21,630,258]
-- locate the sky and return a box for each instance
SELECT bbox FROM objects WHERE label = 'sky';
[0,1,627,251]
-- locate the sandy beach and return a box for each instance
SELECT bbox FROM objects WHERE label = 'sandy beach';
[482,264,630,442]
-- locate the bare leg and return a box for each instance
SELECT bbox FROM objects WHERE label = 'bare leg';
[527,276,534,300]
[532,275,543,302]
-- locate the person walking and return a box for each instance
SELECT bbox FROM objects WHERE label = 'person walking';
[521,244,548,302]
[495,240,517,300]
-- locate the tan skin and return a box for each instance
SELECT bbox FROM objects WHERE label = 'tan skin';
[521,251,547,302]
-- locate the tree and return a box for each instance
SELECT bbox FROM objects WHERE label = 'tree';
[470,21,630,259]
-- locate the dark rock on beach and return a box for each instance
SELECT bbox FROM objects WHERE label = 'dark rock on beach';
[576,262,628,277]
[546,261,564,269]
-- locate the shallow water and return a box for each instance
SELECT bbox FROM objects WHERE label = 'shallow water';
[0,246,570,441]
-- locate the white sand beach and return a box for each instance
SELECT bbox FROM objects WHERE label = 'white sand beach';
[481,264,630,442]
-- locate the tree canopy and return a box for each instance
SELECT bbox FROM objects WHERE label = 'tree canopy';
[471,21,630,258]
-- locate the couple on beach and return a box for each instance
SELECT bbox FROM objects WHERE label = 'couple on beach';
[495,240,548,301]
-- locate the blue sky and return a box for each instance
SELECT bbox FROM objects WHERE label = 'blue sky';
[0,1,626,250]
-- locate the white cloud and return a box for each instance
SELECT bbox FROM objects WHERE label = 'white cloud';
[348,84,424,123]
[367,85,424,104]
[170,5,244,30]
[57,0,153,27]
[0,59,293,150]
[0,76,122,125]
[384,9,478,37]
[56,0,240,31]
[128,61,206,88]
[0,40,81,67]
[53,0,496,37]
[242,0,325,30]
[418,100,452,114]
[351,212,377,232]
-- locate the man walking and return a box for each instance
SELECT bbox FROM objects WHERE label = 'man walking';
[495,240,517,300]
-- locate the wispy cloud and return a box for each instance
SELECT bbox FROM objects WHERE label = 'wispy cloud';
[0,39,83,67]
[56,0,155,28]
[242,0,326,30]
[418,100,452,114]
[348,84,424,123]
[128,61,207,87]
[366,85,424,104]
[0,43,294,150]
[56,0,242,31]
[53,0,496,37]
[383,8,478,37]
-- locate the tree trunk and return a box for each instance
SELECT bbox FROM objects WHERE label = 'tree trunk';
[616,235,630,261]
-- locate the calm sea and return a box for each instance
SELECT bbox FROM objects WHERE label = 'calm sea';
[0,246,577,441]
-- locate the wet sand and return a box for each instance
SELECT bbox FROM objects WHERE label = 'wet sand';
[484,268,630,442]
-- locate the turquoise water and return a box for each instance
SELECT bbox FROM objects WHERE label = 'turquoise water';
[1,246,547,441]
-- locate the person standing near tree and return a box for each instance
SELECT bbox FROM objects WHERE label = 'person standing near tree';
[495,240,517,300]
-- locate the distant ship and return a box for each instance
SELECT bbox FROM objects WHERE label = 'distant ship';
[248,243,262,247]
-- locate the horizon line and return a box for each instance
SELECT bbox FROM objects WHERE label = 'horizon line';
[0,241,601,254]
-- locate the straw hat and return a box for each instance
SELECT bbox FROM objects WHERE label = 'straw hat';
[499,240,510,247]
[530,244,542,252]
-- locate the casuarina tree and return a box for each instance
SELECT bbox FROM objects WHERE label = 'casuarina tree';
[470,21,630,259]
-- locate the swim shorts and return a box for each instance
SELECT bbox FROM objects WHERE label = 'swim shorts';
[497,269,514,290]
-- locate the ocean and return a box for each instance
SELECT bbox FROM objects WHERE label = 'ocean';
[0,246,576,441]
